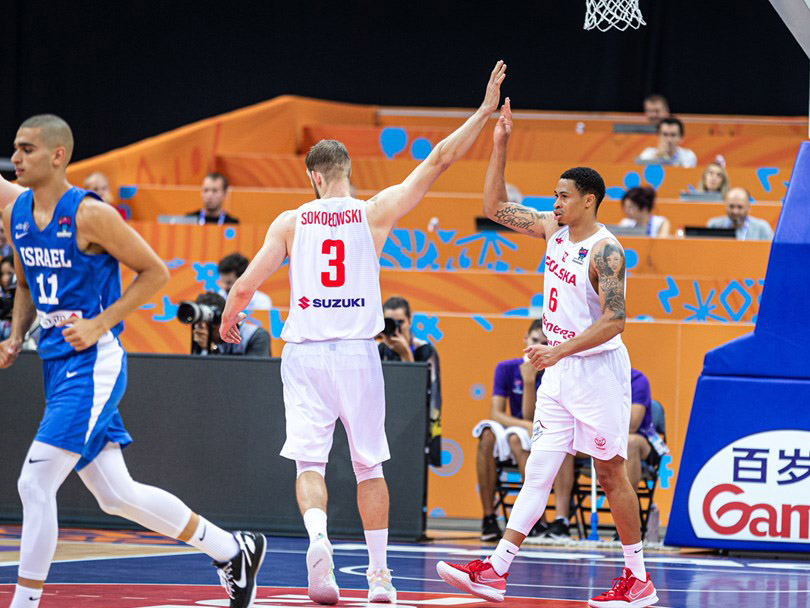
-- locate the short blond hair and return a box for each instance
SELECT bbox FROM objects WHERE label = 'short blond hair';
[305,140,351,182]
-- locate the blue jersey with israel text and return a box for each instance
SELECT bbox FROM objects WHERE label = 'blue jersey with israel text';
[10,187,123,360]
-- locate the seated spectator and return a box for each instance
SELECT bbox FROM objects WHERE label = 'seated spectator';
[619,186,670,237]
[0,221,11,258]
[186,172,239,225]
[378,296,442,466]
[190,292,270,356]
[216,252,272,310]
[625,369,668,494]
[472,319,550,541]
[708,187,774,240]
[695,158,729,197]
[637,117,697,168]
[643,94,670,124]
[84,171,127,219]
[1,255,15,339]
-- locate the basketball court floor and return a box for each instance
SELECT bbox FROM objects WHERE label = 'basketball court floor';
[1,526,808,607]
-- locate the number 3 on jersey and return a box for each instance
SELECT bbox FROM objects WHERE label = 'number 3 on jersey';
[321,239,345,287]
[36,273,60,305]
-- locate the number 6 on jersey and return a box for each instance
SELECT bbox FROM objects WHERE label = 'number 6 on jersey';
[321,239,345,287]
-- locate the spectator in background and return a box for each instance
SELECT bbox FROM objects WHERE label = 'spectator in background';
[186,172,239,225]
[378,296,442,467]
[643,94,670,124]
[0,222,11,257]
[472,319,548,541]
[84,171,127,219]
[708,187,774,240]
[190,292,270,356]
[638,117,697,168]
[620,186,670,237]
[625,369,668,494]
[216,252,272,310]
[1,255,15,338]
[696,159,729,197]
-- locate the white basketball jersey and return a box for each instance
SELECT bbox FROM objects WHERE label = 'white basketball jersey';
[542,225,624,356]
[281,197,384,343]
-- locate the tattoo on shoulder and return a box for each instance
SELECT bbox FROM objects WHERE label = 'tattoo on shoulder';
[594,240,626,320]
[492,205,547,233]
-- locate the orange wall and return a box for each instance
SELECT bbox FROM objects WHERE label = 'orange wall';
[218,155,792,201]
[128,186,783,233]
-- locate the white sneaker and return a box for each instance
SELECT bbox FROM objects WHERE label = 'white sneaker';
[306,535,339,605]
[367,567,396,603]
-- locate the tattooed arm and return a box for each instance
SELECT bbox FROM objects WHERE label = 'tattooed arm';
[524,238,626,369]
[483,98,558,239]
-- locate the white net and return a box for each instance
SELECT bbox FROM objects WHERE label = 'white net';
[584,0,646,31]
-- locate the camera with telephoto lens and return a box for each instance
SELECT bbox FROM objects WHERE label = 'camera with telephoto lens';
[382,317,404,337]
[176,301,222,325]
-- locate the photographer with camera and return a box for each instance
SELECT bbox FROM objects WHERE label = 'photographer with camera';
[378,295,442,466]
[179,292,270,356]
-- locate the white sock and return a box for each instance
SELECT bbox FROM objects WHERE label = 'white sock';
[489,538,519,576]
[303,508,328,542]
[622,541,646,580]
[364,528,388,570]
[9,584,42,608]
[187,516,240,563]
[555,516,569,526]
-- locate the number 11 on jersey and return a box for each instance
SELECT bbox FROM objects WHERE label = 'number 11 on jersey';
[321,239,345,287]
[36,273,60,305]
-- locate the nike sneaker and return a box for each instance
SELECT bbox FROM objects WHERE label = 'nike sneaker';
[588,568,658,607]
[215,531,267,608]
[307,534,340,605]
[367,567,396,603]
[436,558,508,602]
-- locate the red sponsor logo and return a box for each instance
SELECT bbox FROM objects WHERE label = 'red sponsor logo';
[555,236,564,244]
[702,483,810,539]
[541,313,577,341]
[594,436,607,449]
[298,296,311,309]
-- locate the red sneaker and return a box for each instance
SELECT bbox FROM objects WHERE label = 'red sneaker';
[436,558,508,602]
[588,568,658,607]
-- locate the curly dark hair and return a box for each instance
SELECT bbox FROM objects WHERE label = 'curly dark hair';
[560,167,606,211]
[622,185,656,212]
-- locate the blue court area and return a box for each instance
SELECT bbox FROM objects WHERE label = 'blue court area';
[2,533,810,607]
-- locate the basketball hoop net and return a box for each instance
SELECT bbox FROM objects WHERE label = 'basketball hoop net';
[584,0,646,31]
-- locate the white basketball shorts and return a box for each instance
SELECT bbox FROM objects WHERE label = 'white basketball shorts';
[280,339,390,467]
[531,344,631,460]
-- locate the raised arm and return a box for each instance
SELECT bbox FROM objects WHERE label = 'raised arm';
[0,174,25,208]
[57,199,170,351]
[484,98,556,239]
[365,61,507,244]
[525,238,626,369]
[220,210,294,343]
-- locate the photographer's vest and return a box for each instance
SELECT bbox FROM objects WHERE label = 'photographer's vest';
[281,197,383,343]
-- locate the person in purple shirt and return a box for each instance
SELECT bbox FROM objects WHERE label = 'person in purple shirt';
[473,319,546,541]
[626,368,667,492]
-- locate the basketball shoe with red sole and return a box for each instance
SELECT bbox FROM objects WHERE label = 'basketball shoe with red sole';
[588,568,658,607]
[436,559,507,602]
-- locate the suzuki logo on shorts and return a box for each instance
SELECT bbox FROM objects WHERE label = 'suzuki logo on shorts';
[297,296,366,310]
[594,436,607,449]
[688,429,810,544]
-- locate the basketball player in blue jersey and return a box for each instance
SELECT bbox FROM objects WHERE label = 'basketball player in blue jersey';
[0,115,265,608]
[218,63,507,605]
